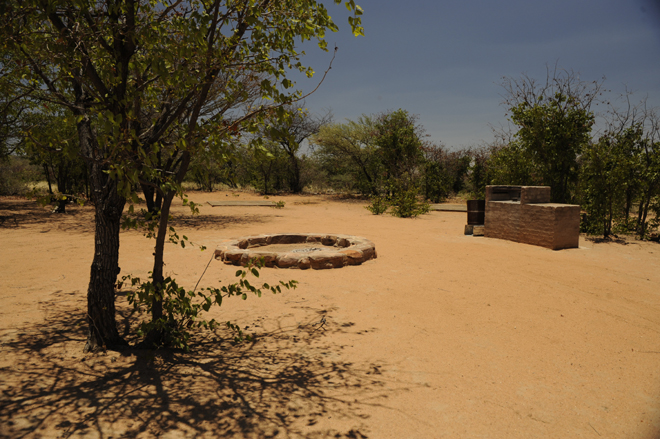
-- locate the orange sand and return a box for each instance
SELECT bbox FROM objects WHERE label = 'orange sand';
[1,191,659,438]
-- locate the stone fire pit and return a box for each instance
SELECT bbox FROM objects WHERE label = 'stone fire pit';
[214,233,377,269]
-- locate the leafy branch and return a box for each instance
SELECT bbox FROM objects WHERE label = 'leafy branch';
[121,257,298,350]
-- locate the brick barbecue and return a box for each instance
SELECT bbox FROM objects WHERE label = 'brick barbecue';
[484,185,580,250]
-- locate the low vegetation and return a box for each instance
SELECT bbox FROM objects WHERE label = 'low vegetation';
[8,89,658,237]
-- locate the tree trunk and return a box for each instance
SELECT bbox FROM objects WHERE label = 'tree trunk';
[77,113,127,352]
[54,198,67,214]
[141,182,159,214]
[289,154,302,193]
[605,197,613,238]
[262,169,270,195]
[354,156,377,196]
[637,192,651,238]
[260,160,274,195]
[151,191,176,321]
[53,162,68,213]
[43,164,53,194]
[85,189,126,352]
[141,151,191,347]
[624,186,632,221]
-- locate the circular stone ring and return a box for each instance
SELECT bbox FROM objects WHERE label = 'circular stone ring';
[214,233,377,269]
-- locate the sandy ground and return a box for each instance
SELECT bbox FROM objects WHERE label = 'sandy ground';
[1,191,660,439]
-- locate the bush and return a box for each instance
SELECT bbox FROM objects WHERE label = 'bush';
[389,185,430,218]
[0,156,42,196]
[365,195,388,215]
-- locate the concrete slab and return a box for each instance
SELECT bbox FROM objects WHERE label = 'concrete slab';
[430,204,467,212]
[207,200,276,207]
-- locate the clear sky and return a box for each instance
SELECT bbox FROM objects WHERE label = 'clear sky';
[291,0,660,150]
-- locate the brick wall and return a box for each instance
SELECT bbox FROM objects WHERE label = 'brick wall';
[550,204,581,249]
[520,186,551,204]
[484,186,580,250]
[484,201,520,242]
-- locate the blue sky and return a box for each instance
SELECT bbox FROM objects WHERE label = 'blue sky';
[292,0,660,150]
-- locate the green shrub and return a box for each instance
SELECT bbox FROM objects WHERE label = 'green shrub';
[389,186,430,218]
[365,195,388,215]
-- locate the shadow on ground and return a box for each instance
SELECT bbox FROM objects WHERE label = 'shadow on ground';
[0,198,271,233]
[0,292,393,438]
[585,235,631,245]
[170,213,270,230]
[0,199,89,230]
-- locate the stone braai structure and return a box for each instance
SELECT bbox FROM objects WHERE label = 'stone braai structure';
[484,185,580,250]
[215,233,377,269]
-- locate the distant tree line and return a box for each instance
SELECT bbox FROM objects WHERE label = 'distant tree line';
[190,69,660,236]
[3,68,659,237]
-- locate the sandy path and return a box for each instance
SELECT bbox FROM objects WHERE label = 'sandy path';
[1,192,659,438]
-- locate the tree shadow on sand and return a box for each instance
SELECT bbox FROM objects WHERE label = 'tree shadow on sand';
[169,213,271,231]
[583,234,655,246]
[585,236,630,245]
[0,199,88,230]
[0,198,273,233]
[0,291,400,438]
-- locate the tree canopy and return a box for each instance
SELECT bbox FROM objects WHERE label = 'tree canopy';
[499,68,601,203]
[1,0,363,351]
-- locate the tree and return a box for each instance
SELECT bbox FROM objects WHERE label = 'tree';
[422,143,471,202]
[464,145,493,199]
[580,126,643,237]
[22,109,89,212]
[372,109,429,217]
[509,94,594,203]
[186,137,245,192]
[312,115,381,195]
[0,45,32,161]
[313,109,430,216]
[187,150,229,192]
[249,139,289,194]
[2,0,363,351]
[485,140,538,187]
[373,109,425,187]
[636,113,660,239]
[607,99,660,239]
[263,103,332,193]
[500,66,602,203]
[580,96,660,238]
